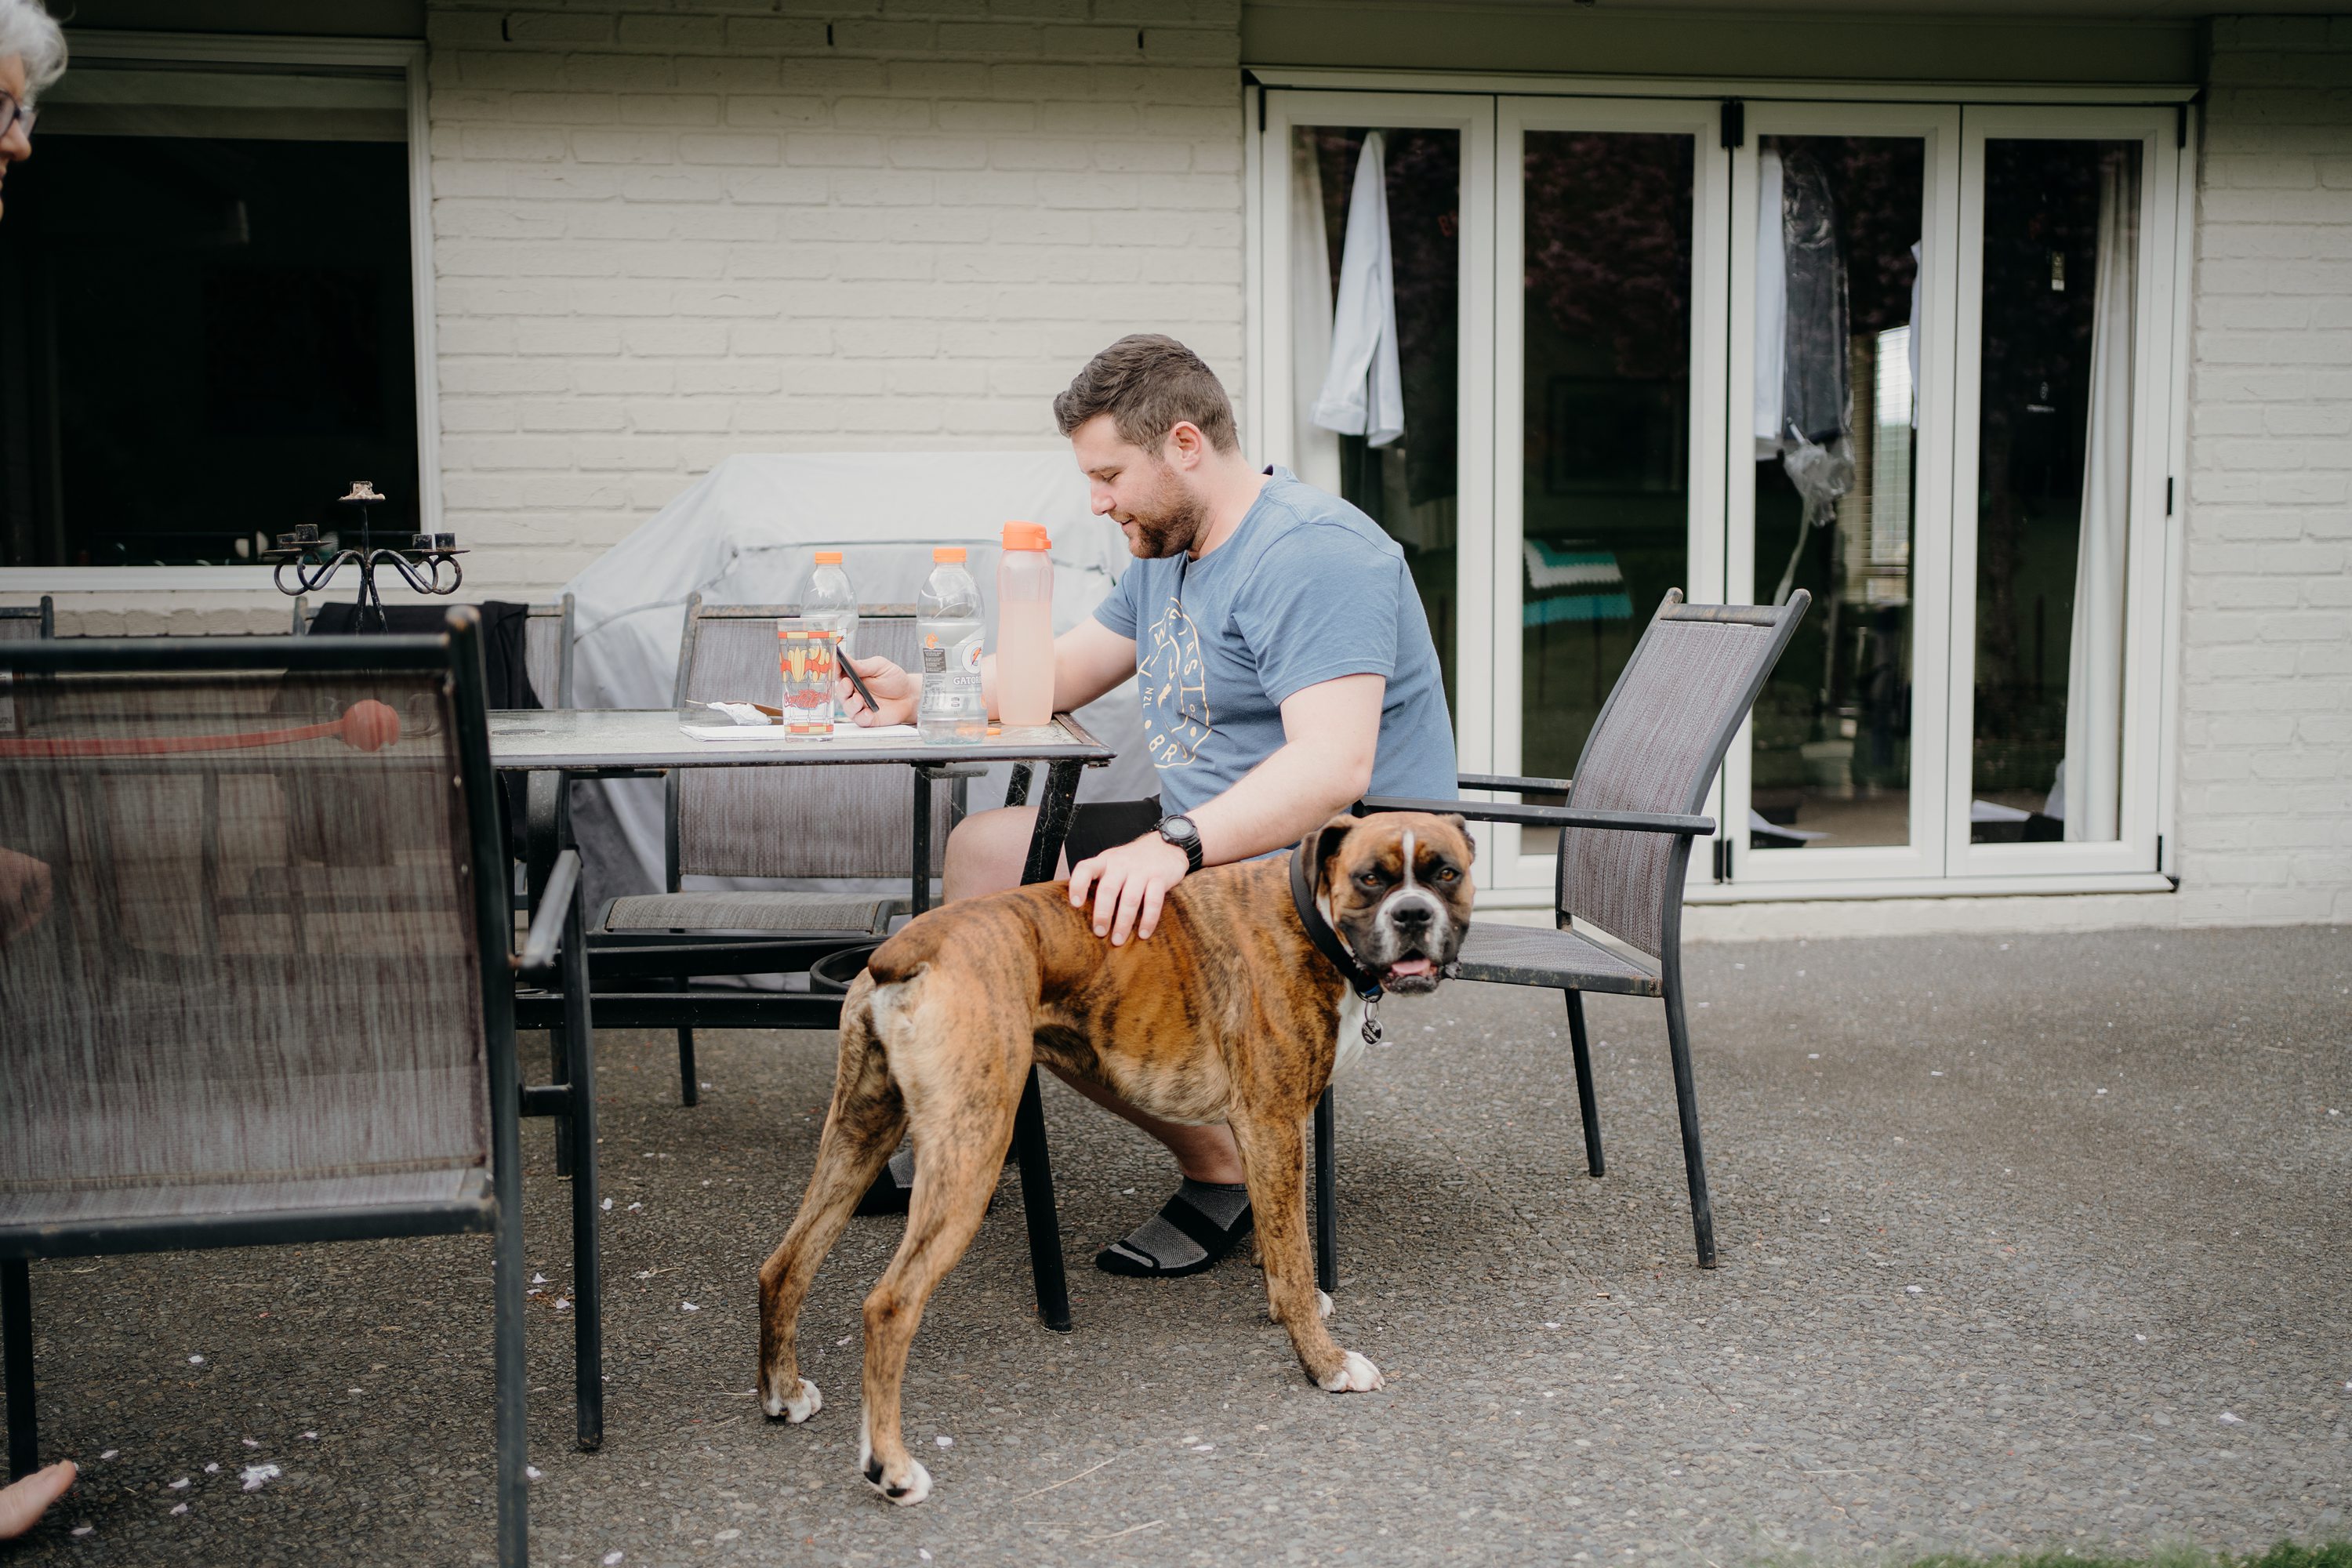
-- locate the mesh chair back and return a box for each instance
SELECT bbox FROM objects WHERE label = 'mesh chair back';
[1558,590,1809,958]
[672,603,951,879]
[0,599,53,640]
[0,652,495,1227]
[523,597,574,709]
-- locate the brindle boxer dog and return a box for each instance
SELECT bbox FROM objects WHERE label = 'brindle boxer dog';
[755,809,1474,1504]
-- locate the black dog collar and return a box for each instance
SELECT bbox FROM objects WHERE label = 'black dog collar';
[1290,844,1387,1045]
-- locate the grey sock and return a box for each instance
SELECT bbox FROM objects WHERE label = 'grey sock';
[1099,1179,1251,1274]
[887,1146,916,1188]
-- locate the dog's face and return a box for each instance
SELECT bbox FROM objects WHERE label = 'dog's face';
[1301,811,1475,997]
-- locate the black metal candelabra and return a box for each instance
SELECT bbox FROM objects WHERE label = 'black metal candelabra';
[263,481,466,632]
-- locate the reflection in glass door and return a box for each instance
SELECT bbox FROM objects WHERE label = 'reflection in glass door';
[1294,125,1464,715]
[1518,128,1697,782]
[1724,104,1958,888]
[1951,107,2176,878]
[1969,138,2141,846]
[1493,99,1723,892]
[1749,132,1927,853]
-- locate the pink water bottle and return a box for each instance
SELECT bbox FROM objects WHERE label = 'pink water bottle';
[995,521,1054,728]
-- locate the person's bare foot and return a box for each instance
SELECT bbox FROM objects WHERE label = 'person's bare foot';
[0,1459,76,1540]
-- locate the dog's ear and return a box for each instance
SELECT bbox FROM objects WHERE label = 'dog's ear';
[1297,811,1359,898]
[1439,812,1474,864]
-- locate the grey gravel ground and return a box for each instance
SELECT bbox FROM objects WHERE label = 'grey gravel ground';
[5,924,2348,1568]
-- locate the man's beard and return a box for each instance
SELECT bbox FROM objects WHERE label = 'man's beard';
[1116,463,1207,559]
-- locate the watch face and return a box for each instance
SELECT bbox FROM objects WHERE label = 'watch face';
[1161,816,1197,844]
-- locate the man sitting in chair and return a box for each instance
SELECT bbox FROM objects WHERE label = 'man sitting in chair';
[837,333,1457,1278]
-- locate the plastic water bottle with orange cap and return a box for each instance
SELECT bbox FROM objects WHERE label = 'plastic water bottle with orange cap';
[996,521,1054,728]
[915,546,985,744]
[801,549,858,724]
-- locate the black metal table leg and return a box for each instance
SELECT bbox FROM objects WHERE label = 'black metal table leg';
[525,771,574,1178]
[3,1258,35,1480]
[1313,1087,1337,1295]
[911,768,933,917]
[560,878,604,1450]
[1009,757,1085,1333]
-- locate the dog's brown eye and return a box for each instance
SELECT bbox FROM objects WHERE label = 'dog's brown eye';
[1356,871,1383,889]
[1434,866,1458,883]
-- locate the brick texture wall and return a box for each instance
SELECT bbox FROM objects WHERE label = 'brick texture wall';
[2176,17,2352,925]
[422,0,1244,595]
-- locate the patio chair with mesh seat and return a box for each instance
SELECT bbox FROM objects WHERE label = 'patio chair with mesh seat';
[0,610,597,1566]
[1345,589,1810,1272]
[597,597,958,1107]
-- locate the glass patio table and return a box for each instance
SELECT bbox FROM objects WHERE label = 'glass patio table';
[490,706,1115,1332]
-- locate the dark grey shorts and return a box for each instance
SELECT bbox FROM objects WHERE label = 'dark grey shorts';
[1058,797,1164,869]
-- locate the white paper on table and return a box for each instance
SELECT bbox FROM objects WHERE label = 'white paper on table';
[678,722,924,744]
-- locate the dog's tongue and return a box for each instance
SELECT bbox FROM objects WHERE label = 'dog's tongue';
[1387,957,1436,979]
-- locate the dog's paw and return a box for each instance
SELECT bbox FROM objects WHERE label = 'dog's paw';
[861,1454,933,1507]
[1317,1350,1384,1393]
[761,1376,822,1424]
[858,1410,933,1505]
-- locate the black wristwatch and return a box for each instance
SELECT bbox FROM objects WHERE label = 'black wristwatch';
[1156,813,1204,874]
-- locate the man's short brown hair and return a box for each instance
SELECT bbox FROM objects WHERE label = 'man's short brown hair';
[1052,334,1239,455]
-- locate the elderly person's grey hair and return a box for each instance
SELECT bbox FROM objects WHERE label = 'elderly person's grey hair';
[0,0,67,98]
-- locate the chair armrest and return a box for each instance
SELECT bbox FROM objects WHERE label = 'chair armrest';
[1360,795,1715,837]
[1458,772,1573,796]
[517,848,581,982]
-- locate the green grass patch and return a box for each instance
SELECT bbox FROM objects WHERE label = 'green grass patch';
[1893,1544,2352,1568]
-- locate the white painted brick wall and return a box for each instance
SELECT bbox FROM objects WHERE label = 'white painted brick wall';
[2176,17,2352,927]
[422,0,1245,596]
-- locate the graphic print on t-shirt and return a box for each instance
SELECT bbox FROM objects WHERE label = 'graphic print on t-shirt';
[1139,601,1211,769]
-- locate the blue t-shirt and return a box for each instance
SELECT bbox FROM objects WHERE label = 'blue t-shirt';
[1093,467,1457,822]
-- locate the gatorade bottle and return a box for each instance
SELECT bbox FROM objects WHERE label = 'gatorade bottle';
[995,522,1054,728]
[916,546,985,744]
[802,550,858,723]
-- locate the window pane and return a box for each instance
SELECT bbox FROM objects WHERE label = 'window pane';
[1971,140,2140,844]
[1519,131,1693,783]
[1,136,417,567]
[1748,135,1927,852]
[1291,126,1461,719]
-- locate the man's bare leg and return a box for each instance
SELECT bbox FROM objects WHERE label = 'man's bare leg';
[942,807,1245,1185]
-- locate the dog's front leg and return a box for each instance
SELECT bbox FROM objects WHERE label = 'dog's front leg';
[1229,1106,1383,1394]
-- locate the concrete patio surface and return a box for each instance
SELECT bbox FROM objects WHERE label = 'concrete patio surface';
[4,924,2347,1566]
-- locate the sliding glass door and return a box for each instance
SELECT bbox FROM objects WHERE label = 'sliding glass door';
[1252,89,2183,902]
[1947,107,2179,877]
[1721,104,1960,888]
[1493,97,1727,891]
[1254,91,1495,780]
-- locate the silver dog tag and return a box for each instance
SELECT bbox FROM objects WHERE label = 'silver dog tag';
[1361,997,1383,1047]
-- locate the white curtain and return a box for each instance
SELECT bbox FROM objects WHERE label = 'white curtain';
[1312,130,1405,448]
[2060,152,2136,842]
[1289,132,1343,492]
[1752,147,1787,460]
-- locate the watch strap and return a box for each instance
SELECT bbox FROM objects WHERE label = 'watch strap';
[1157,815,1204,873]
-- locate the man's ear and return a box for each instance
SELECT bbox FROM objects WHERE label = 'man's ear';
[1297,811,1359,898]
[1165,419,1205,470]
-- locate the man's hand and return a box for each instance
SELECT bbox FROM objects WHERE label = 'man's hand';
[1068,832,1189,946]
[834,654,918,728]
[0,848,53,945]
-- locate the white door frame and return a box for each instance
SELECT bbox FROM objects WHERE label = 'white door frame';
[1721,102,1963,888]
[1253,88,1501,862]
[1945,104,2180,880]
[1492,95,1731,896]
